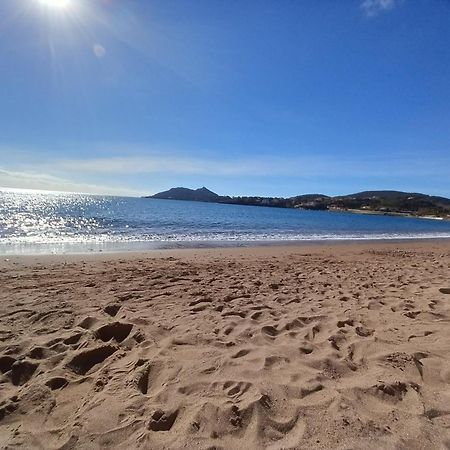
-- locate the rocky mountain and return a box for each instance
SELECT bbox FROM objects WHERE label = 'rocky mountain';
[149,187,220,202]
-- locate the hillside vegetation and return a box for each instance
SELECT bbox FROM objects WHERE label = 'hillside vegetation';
[147,187,450,218]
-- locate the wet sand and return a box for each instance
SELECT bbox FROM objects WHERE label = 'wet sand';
[1,240,450,449]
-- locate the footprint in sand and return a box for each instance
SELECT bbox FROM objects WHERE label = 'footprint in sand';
[299,344,314,354]
[45,376,69,390]
[250,311,263,320]
[67,345,117,375]
[148,409,179,431]
[372,381,419,402]
[264,355,289,368]
[78,316,99,330]
[0,355,16,374]
[261,325,279,337]
[231,349,252,359]
[337,319,354,328]
[95,322,133,343]
[223,381,252,398]
[63,332,83,345]
[104,303,121,317]
[10,360,39,386]
[134,361,163,395]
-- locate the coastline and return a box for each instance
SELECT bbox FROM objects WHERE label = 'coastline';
[147,188,450,220]
[328,207,449,220]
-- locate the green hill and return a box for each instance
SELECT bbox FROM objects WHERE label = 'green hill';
[146,188,450,218]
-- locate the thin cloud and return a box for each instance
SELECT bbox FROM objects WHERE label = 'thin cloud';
[45,155,343,177]
[0,168,140,196]
[42,153,450,178]
[2,150,449,196]
[361,0,403,17]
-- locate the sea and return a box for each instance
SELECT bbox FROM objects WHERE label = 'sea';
[1,188,450,255]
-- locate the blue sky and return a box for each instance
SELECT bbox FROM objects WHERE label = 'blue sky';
[0,0,449,197]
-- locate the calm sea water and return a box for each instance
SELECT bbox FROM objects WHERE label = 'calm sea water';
[1,189,450,254]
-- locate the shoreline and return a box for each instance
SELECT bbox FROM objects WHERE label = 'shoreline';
[329,207,449,220]
[2,237,450,265]
[1,235,450,257]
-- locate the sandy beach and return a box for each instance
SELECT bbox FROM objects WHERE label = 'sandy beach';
[1,240,450,449]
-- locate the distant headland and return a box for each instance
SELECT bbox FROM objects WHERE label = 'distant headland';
[145,187,450,219]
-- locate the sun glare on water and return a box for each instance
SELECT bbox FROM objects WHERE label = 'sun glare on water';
[39,0,71,9]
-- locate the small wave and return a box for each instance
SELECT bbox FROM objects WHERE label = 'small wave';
[1,232,450,255]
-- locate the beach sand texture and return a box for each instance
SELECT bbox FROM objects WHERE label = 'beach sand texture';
[1,241,450,449]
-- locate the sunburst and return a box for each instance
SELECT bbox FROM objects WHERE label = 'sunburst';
[38,0,71,9]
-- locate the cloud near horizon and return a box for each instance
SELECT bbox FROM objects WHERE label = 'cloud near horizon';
[46,152,450,178]
[1,148,449,197]
[0,168,141,196]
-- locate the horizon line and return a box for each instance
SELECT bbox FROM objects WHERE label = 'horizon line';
[2,185,450,201]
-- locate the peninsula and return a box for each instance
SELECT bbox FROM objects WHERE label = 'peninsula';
[146,187,450,219]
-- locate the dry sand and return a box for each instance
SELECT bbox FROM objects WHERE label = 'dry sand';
[1,240,450,449]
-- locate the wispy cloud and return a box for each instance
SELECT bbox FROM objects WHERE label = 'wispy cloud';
[1,148,449,196]
[361,0,403,17]
[34,152,450,179]
[50,155,317,177]
[0,168,140,196]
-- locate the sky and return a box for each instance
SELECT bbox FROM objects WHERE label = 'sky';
[0,0,449,198]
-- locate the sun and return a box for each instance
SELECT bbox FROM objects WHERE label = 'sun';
[38,0,71,9]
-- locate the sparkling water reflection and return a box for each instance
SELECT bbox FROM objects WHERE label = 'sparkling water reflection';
[1,189,450,254]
